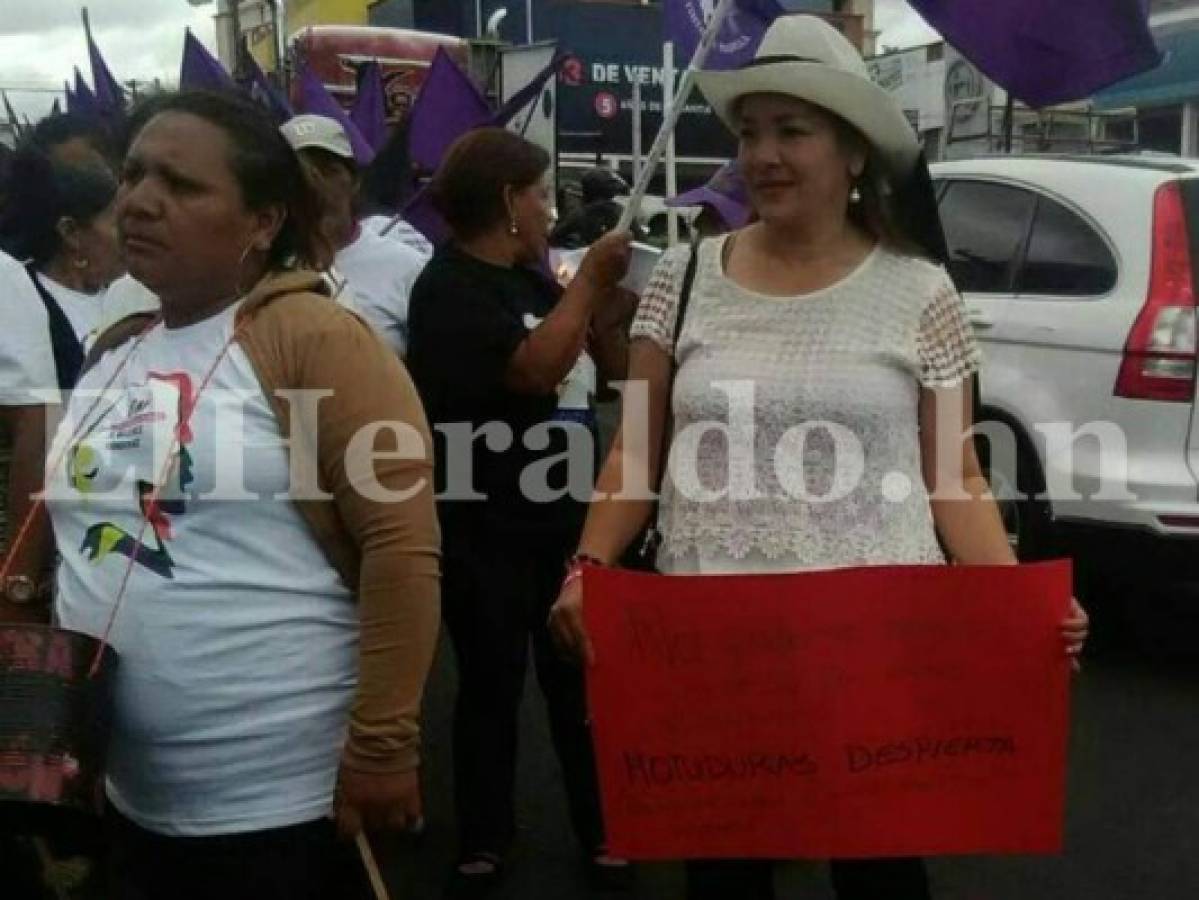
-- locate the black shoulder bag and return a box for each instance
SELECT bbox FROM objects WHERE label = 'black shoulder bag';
[26,264,85,390]
[621,242,701,572]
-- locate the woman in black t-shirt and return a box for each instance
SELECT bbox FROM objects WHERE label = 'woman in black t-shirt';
[407,129,632,894]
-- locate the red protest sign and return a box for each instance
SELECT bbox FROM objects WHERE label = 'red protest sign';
[583,561,1073,860]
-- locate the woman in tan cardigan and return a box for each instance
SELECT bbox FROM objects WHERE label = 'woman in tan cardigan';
[44,90,440,900]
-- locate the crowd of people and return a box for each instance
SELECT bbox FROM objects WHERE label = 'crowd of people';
[0,14,1087,900]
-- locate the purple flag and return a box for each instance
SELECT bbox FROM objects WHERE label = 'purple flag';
[71,68,101,120]
[295,62,375,166]
[237,41,294,123]
[86,24,124,116]
[664,0,783,70]
[406,48,492,174]
[180,28,237,92]
[401,186,450,247]
[906,0,1161,107]
[398,52,571,247]
[351,62,389,153]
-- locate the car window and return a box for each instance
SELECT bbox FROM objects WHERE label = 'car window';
[939,180,1037,293]
[1016,196,1117,296]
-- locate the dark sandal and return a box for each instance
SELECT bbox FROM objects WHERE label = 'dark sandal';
[447,852,504,898]
[586,848,634,892]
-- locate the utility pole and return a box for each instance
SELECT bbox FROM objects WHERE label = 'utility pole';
[269,0,289,91]
[230,0,243,81]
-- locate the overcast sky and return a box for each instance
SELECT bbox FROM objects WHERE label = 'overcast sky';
[0,0,938,119]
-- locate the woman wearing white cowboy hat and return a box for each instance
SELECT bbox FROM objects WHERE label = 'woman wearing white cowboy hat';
[550,14,1088,900]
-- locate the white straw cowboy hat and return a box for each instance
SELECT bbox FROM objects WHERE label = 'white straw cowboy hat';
[696,15,921,179]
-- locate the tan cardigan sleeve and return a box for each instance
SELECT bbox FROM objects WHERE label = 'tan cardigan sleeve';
[291,302,442,774]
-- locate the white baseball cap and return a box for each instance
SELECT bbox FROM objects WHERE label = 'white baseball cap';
[279,114,355,161]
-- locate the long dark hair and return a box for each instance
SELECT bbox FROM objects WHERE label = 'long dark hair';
[0,142,117,267]
[826,117,947,263]
[30,112,115,168]
[124,90,332,270]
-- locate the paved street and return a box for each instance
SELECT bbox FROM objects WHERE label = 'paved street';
[375,577,1199,900]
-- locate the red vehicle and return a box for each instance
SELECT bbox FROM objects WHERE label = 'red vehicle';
[290,25,470,122]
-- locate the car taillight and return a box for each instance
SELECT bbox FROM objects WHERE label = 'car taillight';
[1115,181,1198,402]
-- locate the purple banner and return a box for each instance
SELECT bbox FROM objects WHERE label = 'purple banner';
[406,49,492,175]
[87,29,124,117]
[663,0,783,70]
[351,62,389,153]
[180,29,236,93]
[908,0,1161,107]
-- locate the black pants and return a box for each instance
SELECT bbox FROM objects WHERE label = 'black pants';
[441,514,604,858]
[106,806,369,900]
[686,858,930,900]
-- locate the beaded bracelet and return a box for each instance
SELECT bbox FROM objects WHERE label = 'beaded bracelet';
[562,553,607,590]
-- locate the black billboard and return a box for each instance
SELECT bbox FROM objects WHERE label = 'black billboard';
[543,1,736,161]
[411,0,736,162]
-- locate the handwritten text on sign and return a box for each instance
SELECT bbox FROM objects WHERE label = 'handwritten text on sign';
[583,562,1073,859]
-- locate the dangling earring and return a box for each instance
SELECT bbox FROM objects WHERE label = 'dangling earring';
[509,218,520,236]
[73,257,89,270]
[849,178,863,205]
[234,242,256,297]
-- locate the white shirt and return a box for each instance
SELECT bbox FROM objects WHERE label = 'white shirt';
[49,301,357,836]
[362,214,434,260]
[100,275,160,334]
[36,274,103,350]
[630,239,981,575]
[333,227,426,359]
[0,250,57,405]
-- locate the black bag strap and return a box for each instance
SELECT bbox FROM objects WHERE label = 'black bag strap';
[26,265,85,390]
[670,241,701,353]
[652,240,701,494]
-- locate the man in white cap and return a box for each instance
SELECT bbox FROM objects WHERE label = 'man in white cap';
[281,113,427,360]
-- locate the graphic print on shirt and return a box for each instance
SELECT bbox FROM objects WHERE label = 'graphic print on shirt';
[68,371,196,579]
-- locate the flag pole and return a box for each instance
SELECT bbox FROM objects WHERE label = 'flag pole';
[663,40,679,247]
[631,77,643,187]
[2,90,23,139]
[616,0,736,232]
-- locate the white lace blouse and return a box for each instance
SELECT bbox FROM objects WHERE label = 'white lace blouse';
[629,236,981,575]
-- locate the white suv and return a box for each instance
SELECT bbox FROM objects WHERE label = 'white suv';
[930,155,1199,571]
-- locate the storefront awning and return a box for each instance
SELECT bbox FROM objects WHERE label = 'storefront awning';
[1094,28,1199,110]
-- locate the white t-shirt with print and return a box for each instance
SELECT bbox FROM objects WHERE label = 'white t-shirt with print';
[333,227,426,359]
[0,250,57,405]
[49,300,358,837]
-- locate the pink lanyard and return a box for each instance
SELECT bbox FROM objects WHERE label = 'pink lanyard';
[1,313,249,676]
